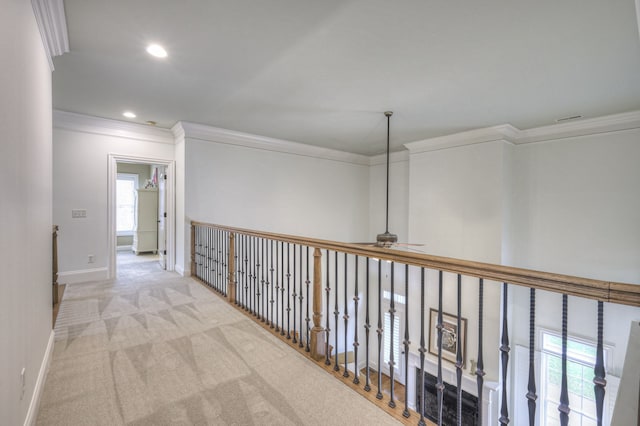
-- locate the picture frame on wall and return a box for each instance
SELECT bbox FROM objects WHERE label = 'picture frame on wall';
[428,308,467,368]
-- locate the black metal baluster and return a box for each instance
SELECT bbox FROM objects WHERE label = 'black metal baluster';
[558,294,570,426]
[456,274,463,426]
[353,255,360,384]
[260,238,268,322]
[334,251,340,372]
[389,262,396,408]
[376,260,383,400]
[292,245,297,343]
[418,268,426,426]
[299,245,304,348]
[214,229,218,290]
[343,252,349,378]
[364,257,371,392]
[223,231,228,295]
[274,241,280,332]
[305,246,311,352]
[244,235,249,310]
[594,301,606,426]
[437,271,444,426]
[255,237,260,318]
[269,240,274,327]
[527,288,537,426]
[281,241,285,336]
[234,234,239,304]
[286,242,291,339]
[325,249,331,366]
[403,264,410,418]
[477,278,485,426]
[499,283,510,425]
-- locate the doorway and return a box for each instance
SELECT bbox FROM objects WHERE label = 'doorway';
[108,154,175,279]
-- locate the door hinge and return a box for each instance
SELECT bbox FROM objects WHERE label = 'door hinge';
[164,212,167,218]
[163,250,167,255]
[163,174,167,180]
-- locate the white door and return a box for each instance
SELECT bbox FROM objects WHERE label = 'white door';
[158,167,167,269]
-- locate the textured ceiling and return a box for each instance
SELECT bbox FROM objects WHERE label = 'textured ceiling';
[53,0,640,155]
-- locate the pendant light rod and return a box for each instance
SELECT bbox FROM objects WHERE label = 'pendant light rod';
[384,111,392,234]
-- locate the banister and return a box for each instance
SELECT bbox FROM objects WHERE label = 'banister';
[190,221,640,306]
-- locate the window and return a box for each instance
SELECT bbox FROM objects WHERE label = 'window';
[116,173,138,235]
[383,290,404,373]
[540,331,604,426]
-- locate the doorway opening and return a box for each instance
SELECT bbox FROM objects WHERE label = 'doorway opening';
[108,154,175,279]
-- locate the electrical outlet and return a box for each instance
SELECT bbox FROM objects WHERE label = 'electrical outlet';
[88,254,95,263]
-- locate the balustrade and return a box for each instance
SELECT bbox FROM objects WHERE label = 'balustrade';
[191,221,640,425]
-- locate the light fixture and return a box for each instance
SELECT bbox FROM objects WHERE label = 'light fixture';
[146,44,167,58]
[122,111,136,119]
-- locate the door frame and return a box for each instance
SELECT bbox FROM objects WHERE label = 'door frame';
[107,154,176,278]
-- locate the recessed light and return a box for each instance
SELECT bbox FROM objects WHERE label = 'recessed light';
[123,111,136,119]
[146,120,157,126]
[146,44,167,58]
[555,115,582,123]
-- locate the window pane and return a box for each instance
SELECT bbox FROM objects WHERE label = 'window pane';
[117,178,136,232]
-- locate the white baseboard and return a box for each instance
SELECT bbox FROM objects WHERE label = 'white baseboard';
[58,267,109,284]
[116,245,132,252]
[175,264,185,276]
[24,330,55,426]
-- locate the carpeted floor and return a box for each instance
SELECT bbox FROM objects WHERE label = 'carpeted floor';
[36,256,400,425]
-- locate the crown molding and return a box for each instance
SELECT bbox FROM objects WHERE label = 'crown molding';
[368,150,410,166]
[404,110,640,154]
[53,110,175,144]
[177,121,370,165]
[516,110,640,144]
[31,0,69,71]
[404,124,519,154]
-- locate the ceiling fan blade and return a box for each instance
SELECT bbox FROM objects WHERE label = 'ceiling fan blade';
[393,242,425,247]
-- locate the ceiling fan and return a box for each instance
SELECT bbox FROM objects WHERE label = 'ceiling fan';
[355,111,424,251]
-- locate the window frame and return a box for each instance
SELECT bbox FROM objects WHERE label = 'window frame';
[116,173,138,236]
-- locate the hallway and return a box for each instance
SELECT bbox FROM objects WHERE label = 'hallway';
[36,256,400,425]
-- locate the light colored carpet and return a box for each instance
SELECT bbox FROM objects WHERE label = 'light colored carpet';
[37,258,401,425]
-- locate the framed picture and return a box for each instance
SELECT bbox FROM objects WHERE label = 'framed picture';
[429,308,467,367]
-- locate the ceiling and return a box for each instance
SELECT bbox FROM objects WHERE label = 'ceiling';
[53,0,640,156]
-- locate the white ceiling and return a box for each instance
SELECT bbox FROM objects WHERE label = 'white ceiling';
[53,0,640,155]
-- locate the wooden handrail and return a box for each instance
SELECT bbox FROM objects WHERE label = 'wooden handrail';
[191,221,640,306]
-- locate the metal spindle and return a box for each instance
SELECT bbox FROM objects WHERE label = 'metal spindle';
[353,255,360,384]
[389,262,396,408]
[594,301,606,426]
[261,238,265,322]
[292,245,297,343]
[456,274,463,426]
[269,240,275,327]
[255,237,260,318]
[364,257,371,392]
[558,294,570,426]
[325,249,331,366]
[286,242,291,338]
[437,271,444,426]
[376,260,383,400]
[403,264,410,418]
[477,278,485,426]
[343,252,349,378]
[333,251,340,372]
[299,245,304,348]
[527,288,537,426]
[305,246,310,352]
[418,268,426,426]
[244,235,249,310]
[280,241,285,335]
[499,283,510,425]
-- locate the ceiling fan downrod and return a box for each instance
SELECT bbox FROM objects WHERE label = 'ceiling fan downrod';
[376,111,398,246]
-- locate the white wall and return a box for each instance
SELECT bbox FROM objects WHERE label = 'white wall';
[53,127,174,281]
[180,136,370,273]
[0,1,53,424]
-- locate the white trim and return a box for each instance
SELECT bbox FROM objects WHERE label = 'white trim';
[368,150,410,166]
[24,330,55,426]
[174,121,370,165]
[31,0,68,71]
[58,267,109,284]
[175,264,185,276]
[116,245,132,252]
[53,110,175,145]
[108,155,176,279]
[404,110,640,154]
